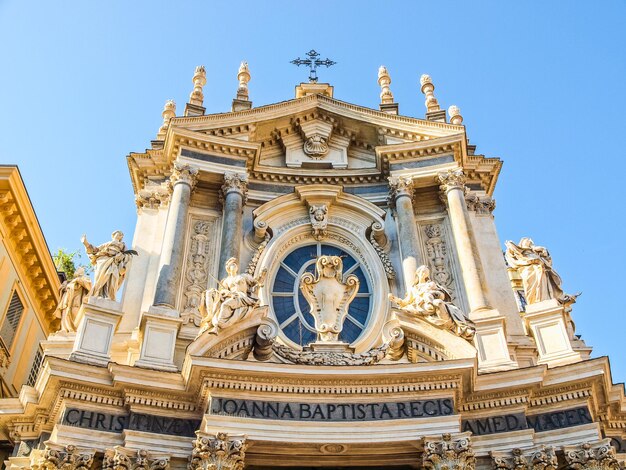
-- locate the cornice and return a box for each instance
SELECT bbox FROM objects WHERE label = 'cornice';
[0,166,60,334]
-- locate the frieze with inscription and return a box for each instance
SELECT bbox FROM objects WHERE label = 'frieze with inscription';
[462,406,593,436]
[209,397,455,421]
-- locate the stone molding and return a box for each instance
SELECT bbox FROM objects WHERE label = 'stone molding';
[437,168,466,193]
[563,440,621,469]
[169,162,199,190]
[422,432,475,470]
[188,432,247,470]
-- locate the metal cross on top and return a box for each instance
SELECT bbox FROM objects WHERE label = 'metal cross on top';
[291,50,336,83]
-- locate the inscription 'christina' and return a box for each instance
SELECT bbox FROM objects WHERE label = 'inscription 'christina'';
[210,397,455,421]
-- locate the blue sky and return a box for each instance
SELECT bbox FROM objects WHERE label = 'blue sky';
[1,1,624,381]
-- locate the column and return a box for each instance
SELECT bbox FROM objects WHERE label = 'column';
[438,169,490,312]
[389,176,422,291]
[153,162,198,309]
[218,172,248,280]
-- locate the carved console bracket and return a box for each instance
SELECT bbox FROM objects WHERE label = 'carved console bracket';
[368,222,395,279]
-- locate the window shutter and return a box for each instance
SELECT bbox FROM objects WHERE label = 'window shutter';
[0,291,24,350]
[26,348,43,387]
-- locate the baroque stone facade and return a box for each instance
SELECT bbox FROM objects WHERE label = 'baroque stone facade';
[0,64,624,470]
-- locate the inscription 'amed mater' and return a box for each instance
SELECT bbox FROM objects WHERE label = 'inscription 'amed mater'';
[210,397,455,421]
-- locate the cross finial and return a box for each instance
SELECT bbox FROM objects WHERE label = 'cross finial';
[291,49,336,83]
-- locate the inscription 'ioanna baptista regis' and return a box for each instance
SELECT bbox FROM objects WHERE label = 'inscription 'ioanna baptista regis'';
[210,397,455,421]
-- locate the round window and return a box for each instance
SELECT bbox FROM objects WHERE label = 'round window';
[270,242,372,346]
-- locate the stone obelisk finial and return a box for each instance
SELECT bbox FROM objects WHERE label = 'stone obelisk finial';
[184,65,207,117]
[420,74,446,122]
[448,105,464,125]
[157,99,176,139]
[378,66,398,115]
[232,61,252,112]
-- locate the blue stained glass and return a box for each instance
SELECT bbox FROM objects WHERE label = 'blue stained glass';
[273,266,295,293]
[271,243,372,346]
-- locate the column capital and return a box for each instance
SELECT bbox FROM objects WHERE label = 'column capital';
[437,168,466,193]
[169,162,199,190]
[33,442,96,470]
[491,446,558,470]
[103,447,170,470]
[563,440,620,470]
[423,432,475,470]
[221,171,249,205]
[388,175,414,202]
[465,192,496,215]
[189,432,247,470]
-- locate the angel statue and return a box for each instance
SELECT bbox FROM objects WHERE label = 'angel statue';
[504,238,565,305]
[54,267,92,333]
[81,231,137,301]
[300,255,359,343]
[199,257,267,335]
[389,265,475,341]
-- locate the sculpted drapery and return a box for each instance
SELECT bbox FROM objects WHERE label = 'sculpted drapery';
[81,231,135,301]
[54,267,92,332]
[199,257,266,334]
[505,238,564,305]
[389,265,475,341]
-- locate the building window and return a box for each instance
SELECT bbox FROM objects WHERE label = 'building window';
[26,348,43,387]
[0,291,24,351]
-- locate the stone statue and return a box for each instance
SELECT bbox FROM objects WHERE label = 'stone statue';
[199,257,266,334]
[389,265,476,341]
[81,231,136,301]
[308,204,328,240]
[54,267,92,333]
[299,256,359,342]
[504,238,565,305]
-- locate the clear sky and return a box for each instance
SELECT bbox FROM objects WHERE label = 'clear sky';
[0,1,624,381]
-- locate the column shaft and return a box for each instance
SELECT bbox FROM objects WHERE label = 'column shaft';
[440,170,490,312]
[153,163,198,309]
[389,176,422,291]
[218,172,248,280]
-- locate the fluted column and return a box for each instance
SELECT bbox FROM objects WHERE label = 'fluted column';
[218,172,248,280]
[389,176,422,291]
[153,163,198,309]
[438,169,490,312]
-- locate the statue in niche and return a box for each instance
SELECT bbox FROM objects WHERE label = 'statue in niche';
[308,204,328,240]
[199,257,267,334]
[299,256,359,342]
[389,265,475,341]
[81,231,137,301]
[54,267,92,333]
[505,238,566,305]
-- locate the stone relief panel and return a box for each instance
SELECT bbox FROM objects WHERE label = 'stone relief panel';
[416,216,468,312]
[179,213,220,326]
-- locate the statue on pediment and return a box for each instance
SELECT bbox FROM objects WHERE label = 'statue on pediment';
[199,257,266,334]
[389,265,475,341]
[54,267,92,333]
[299,256,359,342]
[81,231,137,301]
[505,238,565,305]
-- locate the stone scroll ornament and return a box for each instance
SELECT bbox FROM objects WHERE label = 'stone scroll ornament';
[198,257,267,335]
[30,443,95,470]
[299,255,359,342]
[54,266,92,333]
[505,237,579,306]
[81,231,137,301]
[103,447,170,470]
[189,432,247,470]
[389,265,476,341]
[423,433,476,470]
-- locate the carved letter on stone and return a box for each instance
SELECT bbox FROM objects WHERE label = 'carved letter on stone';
[300,256,359,342]
[188,432,247,470]
[423,433,475,470]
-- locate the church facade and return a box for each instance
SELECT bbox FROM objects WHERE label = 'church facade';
[2,61,625,469]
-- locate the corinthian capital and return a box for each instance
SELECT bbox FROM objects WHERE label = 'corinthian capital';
[437,169,466,193]
[388,176,414,201]
[33,443,95,470]
[221,172,249,204]
[189,432,247,470]
[491,446,558,470]
[563,440,620,470]
[103,447,170,470]
[423,433,475,470]
[170,162,199,190]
